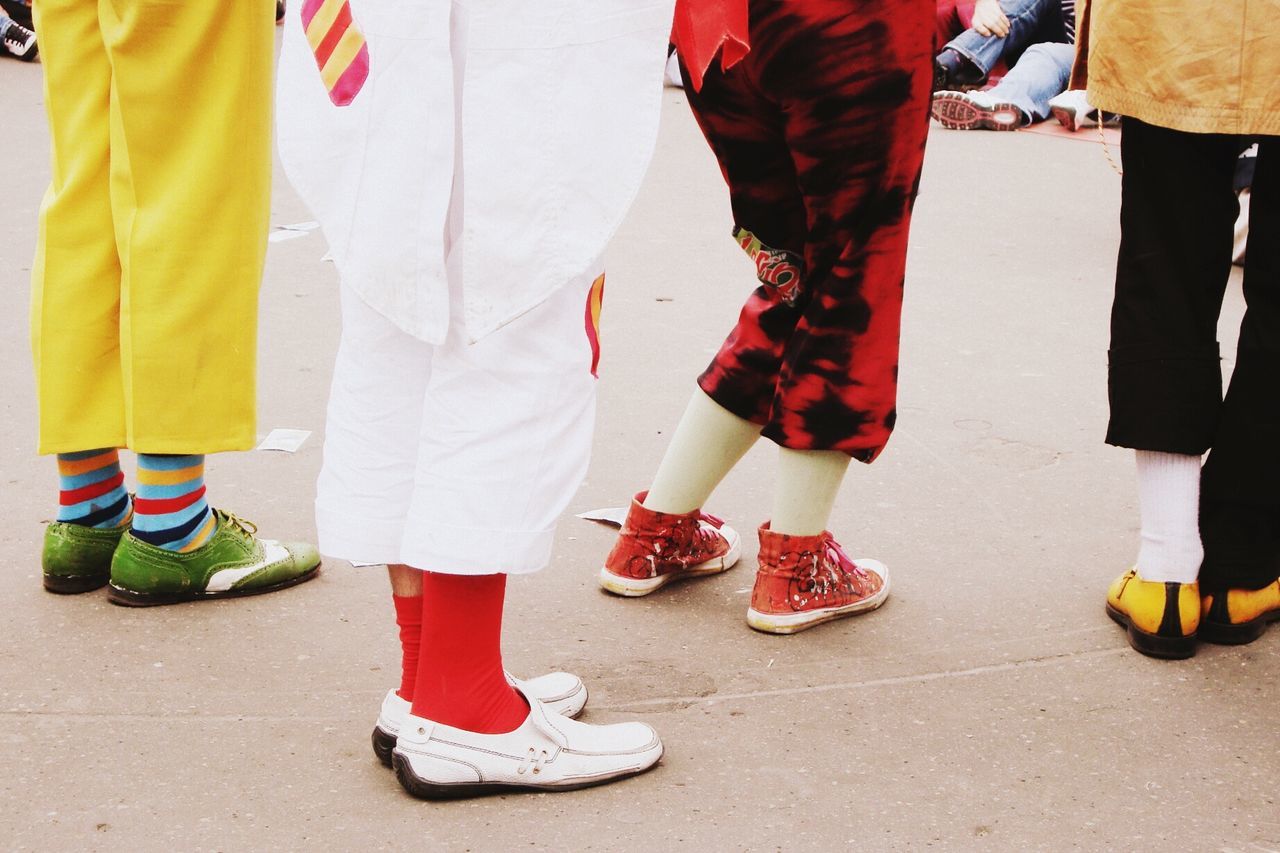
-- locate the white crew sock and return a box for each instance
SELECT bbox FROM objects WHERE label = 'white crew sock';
[1134,450,1204,584]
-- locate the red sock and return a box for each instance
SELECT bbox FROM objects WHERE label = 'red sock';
[392,594,423,702]
[410,572,529,734]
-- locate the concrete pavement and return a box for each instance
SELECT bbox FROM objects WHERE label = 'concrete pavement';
[1,52,1275,852]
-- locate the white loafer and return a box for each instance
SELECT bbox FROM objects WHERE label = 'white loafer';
[371,671,588,767]
[392,683,662,799]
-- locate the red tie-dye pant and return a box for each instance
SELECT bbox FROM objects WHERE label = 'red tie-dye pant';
[685,0,933,462]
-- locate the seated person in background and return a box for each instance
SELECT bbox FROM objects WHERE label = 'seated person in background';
[934,0,1063,90]
[1,11,36,61]
[0,0,31,27]
[933,0,1075,129]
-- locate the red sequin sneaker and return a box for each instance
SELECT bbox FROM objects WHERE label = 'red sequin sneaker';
[747,524,890,634]
[600,492,741,596]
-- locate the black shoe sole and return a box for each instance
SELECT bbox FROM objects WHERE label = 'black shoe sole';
[106,564,321,607]
[1199,611,1280,646]
[373,727,396,768]
[391,749,660,800]
[1106,603,1196,659]
[43,573,109,594]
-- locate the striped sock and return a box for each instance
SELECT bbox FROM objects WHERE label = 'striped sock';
[56,449,131,528]
[132,454,218,552]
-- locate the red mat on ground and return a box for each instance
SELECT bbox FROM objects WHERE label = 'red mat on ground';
[1022,121,1122,146]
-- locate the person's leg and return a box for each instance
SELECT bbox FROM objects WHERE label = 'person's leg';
[102,0,272,453]
[31,0,123,455]
[130,454,215,552]
[1199,136,1280,602]
[389,272,662,796]
[388,565,423,701]
[31,0,130,594]
[675,48,809,469]
[0,0,32,28]
[409,572,528,734]
[985,42,1073,122]
[1103,118,1240,658]
[942,0,1056,83]
[55,450,130,529]
[400,270,600,576]
[316,284,433,565]
[643,391,760,514]
[314,278,434,732]
[741,0,931,633]
[1106,120,1238,455]
[600,43,804,595]
[932,42,1073,130]
[769,0,931,466]
[321,282,590,764]
[94,0,322,605]
[771,449,850,536]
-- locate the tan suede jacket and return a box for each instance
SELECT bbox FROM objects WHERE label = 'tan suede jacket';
[1072,0,1280,135]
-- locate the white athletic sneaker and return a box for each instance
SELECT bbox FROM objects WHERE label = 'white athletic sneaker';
[931,90,1026,130]
[372,671,588,767]
[1048,89,1119,131]
[392,683,662,798]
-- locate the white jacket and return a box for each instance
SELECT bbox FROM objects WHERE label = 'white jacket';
[277,0,673,344]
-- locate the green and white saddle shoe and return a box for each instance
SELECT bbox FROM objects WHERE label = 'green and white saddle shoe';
[42,522,126,594]
[108,510,321,606]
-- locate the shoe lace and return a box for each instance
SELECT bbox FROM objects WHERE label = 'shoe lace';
[822,539,870,585]
[636,513,723,565]
[4,24,32,49]
[786,538,870,603]
[219,510,259,539]
[517,746,550,776]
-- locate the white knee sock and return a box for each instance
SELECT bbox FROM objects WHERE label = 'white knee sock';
[643,390,761,514]
[1134,450,1204,584]
[771,448,851,537]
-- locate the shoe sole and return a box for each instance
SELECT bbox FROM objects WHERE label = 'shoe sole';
[1198,611,1280,646]
[43,573,109,595]
[106,564,321,607]
[391,745,662,800]
[598,532,742,597]
[1104,603,1196,659]
[932,92,1023,130]
[371,686,590,768]
[746,564,891,635]
[1049,105,1081,132]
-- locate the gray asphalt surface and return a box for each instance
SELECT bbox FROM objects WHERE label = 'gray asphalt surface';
[2,49,1275,853]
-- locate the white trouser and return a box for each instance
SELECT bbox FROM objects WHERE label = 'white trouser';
[316,269,600,574]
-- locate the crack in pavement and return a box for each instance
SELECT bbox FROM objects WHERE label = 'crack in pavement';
[2,647,1128,720]
[595,646,1128,711]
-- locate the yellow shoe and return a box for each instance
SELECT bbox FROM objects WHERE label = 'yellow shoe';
[1105,569,1199,659]
[1199,578,1280,645]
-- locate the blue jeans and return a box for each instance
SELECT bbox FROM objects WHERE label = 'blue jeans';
[989,42,1074,122]
[945,0,1064,80]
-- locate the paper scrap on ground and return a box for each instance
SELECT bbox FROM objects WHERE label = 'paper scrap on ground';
[350,561,384,568]
[576,506,628,527]
[257,428,312,452]
[267,221,321,243]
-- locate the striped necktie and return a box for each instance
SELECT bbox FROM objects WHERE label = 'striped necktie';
[301,0,370,106]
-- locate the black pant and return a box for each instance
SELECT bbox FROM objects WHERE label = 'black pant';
[1107,118,1279,592]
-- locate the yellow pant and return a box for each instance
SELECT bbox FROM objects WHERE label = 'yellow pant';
[31,0,273,454]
